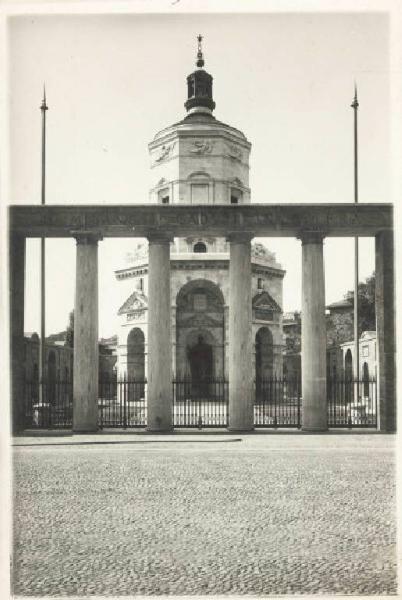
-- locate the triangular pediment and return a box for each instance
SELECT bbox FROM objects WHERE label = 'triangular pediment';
[252,291,282,312]
[118,291,148,315]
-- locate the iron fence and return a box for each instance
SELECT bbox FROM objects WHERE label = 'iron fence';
[327,376,377,428]
[21,374,377,430]
[254,376,302,428]
[172,377,228,428]
[98,378,147,428]
[24,379,73,429]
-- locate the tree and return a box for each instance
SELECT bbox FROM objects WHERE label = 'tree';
[65,310,74,348]
[326,272,376,347]
[344,273,376,332]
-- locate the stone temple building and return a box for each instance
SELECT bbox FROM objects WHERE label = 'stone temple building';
[114,38,285,384]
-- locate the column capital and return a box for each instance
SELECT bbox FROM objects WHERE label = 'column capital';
[71,230,103,245]
[298,230,326,245]
[147,232,173,244]
[226,232,254,244]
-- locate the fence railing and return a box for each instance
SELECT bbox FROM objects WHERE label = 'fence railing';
[24,380,73,429]
[254,377,302,428]
[172,377,228,428]
[98,378,147,428]
[327,377,377,428]
[22,375,377,430]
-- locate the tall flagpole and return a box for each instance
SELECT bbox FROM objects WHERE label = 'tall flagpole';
[351,84,359,391]
[39,86,48,402]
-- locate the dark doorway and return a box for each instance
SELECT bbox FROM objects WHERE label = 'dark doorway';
[127,328,145,400]
[48,351,56,405]
[255,327,273,400]
[345,349,353,402]
[363,362,369,397]
[188,335,213,396]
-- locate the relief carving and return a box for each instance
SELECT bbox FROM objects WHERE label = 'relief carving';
[226,144,243,160]
[189,140,214,154]
[154,142,176,163]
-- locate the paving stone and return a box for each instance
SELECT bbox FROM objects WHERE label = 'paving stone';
[12,433,396,595]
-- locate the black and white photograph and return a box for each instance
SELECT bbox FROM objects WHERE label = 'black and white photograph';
[1,1,400,598]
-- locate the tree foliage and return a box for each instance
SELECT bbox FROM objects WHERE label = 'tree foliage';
[344,273,376,332]
[65,310,74,348]
[326,273,376,346]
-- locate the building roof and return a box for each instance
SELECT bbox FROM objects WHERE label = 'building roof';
[326,299,353,311]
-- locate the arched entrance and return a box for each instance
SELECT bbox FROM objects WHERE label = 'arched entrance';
[185,330,214,396]
[48,351,56,405]
[345,348,353,402]
[363,362,370,397]
[255,327,273,399]
[176,279,225,381]
[127,328,145,400]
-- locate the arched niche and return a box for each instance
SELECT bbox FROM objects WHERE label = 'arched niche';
[193,241,207,253]
[255,327,274,399]
[363,362,370,397]
[127,327,145,400]
[344,348,353,403]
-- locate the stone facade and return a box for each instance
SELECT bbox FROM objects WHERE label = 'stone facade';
[327,331,377,381]
[116,243,285,381]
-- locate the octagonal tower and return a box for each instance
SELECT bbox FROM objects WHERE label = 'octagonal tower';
[148,36,251,253]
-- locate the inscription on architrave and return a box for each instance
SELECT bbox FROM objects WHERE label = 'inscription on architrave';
[127,310,146,322]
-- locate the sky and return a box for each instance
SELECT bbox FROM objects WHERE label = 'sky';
[7,11,392,338]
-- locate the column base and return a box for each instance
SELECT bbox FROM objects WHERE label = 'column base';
[146,427,174,433]
[73,428,99,434]
[227,427,254,433]
[301,427,328,432]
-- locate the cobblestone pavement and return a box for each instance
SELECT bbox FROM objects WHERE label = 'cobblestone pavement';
[12,433,396,596]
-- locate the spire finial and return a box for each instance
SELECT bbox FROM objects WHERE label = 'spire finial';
[40,84,48,111]
[351,82,359,109]
[196,33,204,68]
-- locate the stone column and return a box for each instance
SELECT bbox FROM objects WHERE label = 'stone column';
[73,233,102,432]
[301,233,327,431]
[147,234,172,431]
[228,233,254,431]
[10,233,26,433]
[375,230,395,431]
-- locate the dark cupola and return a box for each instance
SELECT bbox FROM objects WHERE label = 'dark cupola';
[184,35,216,115]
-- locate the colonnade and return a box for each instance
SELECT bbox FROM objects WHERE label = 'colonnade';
[9,229,395,433]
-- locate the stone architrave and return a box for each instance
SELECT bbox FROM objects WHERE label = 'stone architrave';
[147,234,172,431]
[300,232,328,431]
[72,232,102,432]
[228,233,254,431]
